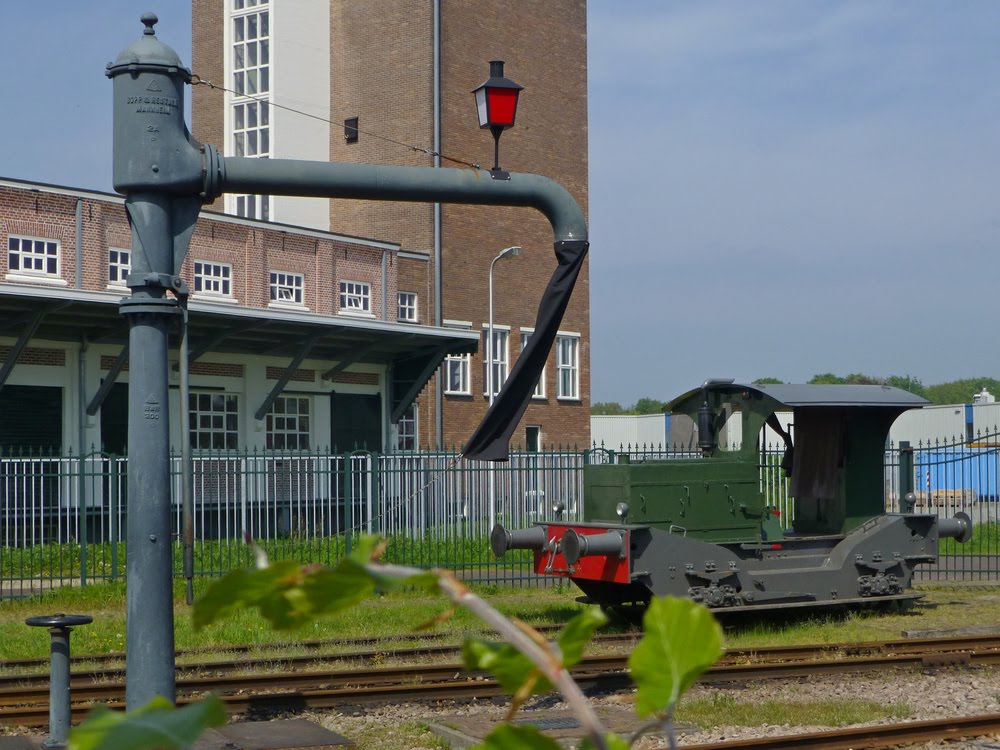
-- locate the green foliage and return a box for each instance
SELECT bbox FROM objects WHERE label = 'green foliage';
[884,375,927,398]
[193,537,438,631]
[68,695,226,750]
[629,597,723,718]
[474,724,562,750]
[591,401,625,415]
[751,377,784,385]
[926,378,1000,406]
[591,397,665,415]
[632,397,666,415]
[462,607,607,696]
[808,372,845,384]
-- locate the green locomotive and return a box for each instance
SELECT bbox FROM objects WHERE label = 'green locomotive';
[492,380,972,613]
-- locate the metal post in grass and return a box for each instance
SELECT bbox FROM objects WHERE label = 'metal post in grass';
[26,614,93,749]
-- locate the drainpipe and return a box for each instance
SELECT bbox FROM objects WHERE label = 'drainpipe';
[78,334,88,586]
[75,199,83,289]
[381,248,387,320]
[433,0,443,450]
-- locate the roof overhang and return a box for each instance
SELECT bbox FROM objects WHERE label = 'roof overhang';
[0,283,478,417]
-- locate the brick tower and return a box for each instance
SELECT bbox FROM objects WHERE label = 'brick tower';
[191,0,589,450]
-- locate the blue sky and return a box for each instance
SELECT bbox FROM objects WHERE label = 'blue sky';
[2,3,998,404]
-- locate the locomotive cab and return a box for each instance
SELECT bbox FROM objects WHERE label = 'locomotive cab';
[492,380,972,613]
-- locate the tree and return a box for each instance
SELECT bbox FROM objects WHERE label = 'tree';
[884,375,927,398]
[591,402,625,415]
[752,377,784,385]
[808,373,846,384]
[632,397,666,414]
[926,378,1000,405]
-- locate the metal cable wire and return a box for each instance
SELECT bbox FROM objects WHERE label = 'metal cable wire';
[191,74,481,170]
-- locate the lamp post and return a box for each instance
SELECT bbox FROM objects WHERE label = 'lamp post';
[487,245,521,529]
[472,61,523,179]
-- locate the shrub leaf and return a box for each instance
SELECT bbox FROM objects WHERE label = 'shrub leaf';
[68,695,226,750]
[628,597,722,717]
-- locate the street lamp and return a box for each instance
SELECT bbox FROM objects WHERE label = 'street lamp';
[488,245,522,406]
[472,60,523,178]
[487,245,521,531]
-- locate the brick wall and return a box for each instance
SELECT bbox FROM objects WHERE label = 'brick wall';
[187,0,591,450]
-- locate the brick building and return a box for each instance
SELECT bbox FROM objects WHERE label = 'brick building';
[190,0,590,450]
[0,178,475,454]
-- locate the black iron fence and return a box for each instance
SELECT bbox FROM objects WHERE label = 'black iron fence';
[2,432,998,598]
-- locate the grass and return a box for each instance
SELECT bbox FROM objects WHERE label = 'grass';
[676,693,912,729]
[0,533,533,581]
[2,579,997,748]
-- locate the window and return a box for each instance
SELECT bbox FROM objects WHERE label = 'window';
[108,248,130,287]
[231,0,270,220]
[396,403,417,451]
[194,261,232,297]
[233,101,269,157]
[526,425,541,452]
[482,327,509,398]
[266,396,310,450]
[8,236,59,278]
[397,292,418,323]
[444,353,471,395]
[556,333,580,400]
[339,280,371,314]
[344,117,359,144]
[189,392,239,450]
[269,271,304,306]
[520,329,545,399]
[232,3,269,97]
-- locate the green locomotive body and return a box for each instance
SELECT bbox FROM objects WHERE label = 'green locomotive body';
[492,381,972,613]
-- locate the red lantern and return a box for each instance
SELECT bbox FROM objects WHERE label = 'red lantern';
[472,60,523,176]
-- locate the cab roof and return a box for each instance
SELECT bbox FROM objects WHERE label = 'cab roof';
[665,381,928,412]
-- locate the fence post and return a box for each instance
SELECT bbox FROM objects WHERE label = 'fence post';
[344,453,353,556]
[898,441,914,512]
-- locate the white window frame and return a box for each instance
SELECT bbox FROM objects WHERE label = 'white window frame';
[520,328,546,399]
[265,395,311,450]
[444,353,471,396]
[397,291,418,323]
[194,261,234,300]
[395,402,418,451]
[556,332,581,401]
[189,391,240,450]
[269,270,305,308]
[482,325,510,398]
[108,248,131,289]
[7,235,66,285]
[229,0,271,220]
[339,280,372,315]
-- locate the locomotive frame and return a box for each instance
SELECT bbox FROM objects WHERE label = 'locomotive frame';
[492,380,972,614]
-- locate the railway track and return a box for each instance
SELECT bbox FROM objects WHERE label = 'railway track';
[5,630,1000,688]
[4,632,1000,728]
[681,712,1000,749]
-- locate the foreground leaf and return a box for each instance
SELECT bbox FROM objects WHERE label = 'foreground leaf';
[462,607,607,699]
[473,723,562,750]
[580,733,631,750]
[462,639,549,695]
[629,597,722,717]
[556,606,607,668]
[69,695,226,750]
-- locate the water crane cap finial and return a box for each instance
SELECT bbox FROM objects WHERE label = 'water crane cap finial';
[141,12,158,35]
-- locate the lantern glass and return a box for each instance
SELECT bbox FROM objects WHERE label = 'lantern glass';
[475,88,489,128]
[486,88,518,127]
